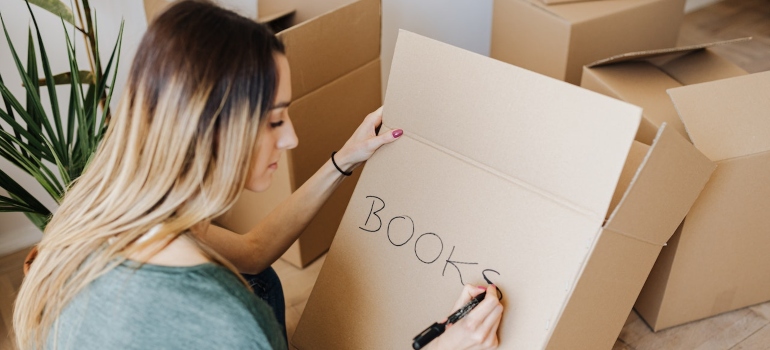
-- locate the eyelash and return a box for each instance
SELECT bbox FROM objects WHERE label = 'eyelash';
[270,120,284,128]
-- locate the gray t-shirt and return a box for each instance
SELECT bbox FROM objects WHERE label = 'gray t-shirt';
[49,261,287,350]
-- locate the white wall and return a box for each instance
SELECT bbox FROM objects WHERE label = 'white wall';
[0,0,147,256]
[381,0,494,94]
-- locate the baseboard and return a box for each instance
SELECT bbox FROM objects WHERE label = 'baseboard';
[0,226,42,257]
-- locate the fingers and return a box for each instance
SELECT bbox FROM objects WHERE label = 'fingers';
[452,284,487,311]
[364,106,384,127]
[462,285,501,329]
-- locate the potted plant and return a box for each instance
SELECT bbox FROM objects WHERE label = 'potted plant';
[0,0,123,273]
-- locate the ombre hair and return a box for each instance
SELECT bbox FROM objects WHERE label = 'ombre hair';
[14,1,285,348]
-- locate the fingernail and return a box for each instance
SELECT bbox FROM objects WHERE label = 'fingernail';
[392,129,403,138]
[478,286,486,290]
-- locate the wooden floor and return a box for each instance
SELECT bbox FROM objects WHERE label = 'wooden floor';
[1,0,769,349]
[678,0,770,74]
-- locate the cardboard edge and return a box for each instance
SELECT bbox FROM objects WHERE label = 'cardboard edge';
[605,125,667,236]
[605,123,716,244]
[634,221,686,331]
[524,0,572,24]
[258,8,296,24]
[545,227,664,349]
[586,37,752,68]
[277,0,379,38]
[666,88,697,148]
[542,225,604,348]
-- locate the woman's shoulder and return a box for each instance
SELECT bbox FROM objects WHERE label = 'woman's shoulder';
[53,262,285,349]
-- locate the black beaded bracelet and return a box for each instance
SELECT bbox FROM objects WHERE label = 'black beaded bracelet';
[331,151,352,176]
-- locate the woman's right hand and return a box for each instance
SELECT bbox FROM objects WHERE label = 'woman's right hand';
[428,284,504,350]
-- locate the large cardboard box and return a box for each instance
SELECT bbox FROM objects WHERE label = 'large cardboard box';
[145,0,383,268]
[581,38,750,145]
[292,31,714,349]
[632,71,770,331]
[491,0,686,85]
[581,40,756,331]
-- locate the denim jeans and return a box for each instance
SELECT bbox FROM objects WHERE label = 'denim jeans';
[242,267,287,343]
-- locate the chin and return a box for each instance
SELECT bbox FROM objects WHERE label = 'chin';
[245,176,272,193]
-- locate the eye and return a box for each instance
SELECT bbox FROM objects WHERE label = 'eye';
[269,120,284,128]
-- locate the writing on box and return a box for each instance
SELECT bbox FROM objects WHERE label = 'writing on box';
[357,195,503,291]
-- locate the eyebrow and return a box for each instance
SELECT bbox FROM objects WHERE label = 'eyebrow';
[269,101,291,110]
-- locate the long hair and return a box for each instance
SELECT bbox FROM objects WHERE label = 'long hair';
[14,1,285,348]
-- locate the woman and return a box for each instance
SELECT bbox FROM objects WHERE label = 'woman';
[14,1,503,349]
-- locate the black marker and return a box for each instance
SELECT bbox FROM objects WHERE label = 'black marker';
[412,291,488,349]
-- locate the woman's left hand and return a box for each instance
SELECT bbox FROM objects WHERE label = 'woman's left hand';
[333,106,403,172]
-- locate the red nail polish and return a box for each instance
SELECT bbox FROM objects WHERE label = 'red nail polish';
[478,286,486,290]
[392,129,403,138]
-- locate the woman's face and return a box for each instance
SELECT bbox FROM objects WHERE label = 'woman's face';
[245,54,298,192]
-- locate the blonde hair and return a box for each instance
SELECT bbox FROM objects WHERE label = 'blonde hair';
[14,1,285,348]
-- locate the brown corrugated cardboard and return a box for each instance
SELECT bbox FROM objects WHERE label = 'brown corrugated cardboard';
[581,39,749,144]
[292,31,714,349]
[491,0,685,85]
[634,71,770,331]
[206,0,382,268]
[269,0,380,100]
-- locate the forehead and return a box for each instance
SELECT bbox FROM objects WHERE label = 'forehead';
[274,54,291,100]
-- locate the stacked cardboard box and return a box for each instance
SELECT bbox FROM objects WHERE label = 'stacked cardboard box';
[145,0,383,268]
[292,31,715,350]
[491,0,686,85]
[580,41,770,331]
[638,71,770,331]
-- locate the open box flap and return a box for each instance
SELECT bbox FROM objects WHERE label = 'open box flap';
[658,49,748,85]
[386,30,641,219]
[587,37,751,68]
[581,62,688,140]
[277,0,380,100]
[605,123,715,245]
[532,0,670,25]
[668,70,770,162]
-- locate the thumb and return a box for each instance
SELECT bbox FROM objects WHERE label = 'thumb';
[378,128,403,146]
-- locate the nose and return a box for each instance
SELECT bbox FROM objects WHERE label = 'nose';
[277,116,299,150]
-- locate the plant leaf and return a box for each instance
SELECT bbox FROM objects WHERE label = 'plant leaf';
[0,74,21,146]
[0,153,54,215]
[0,98,53,160]
[36,71,95,86]
[99,21,123,136]
[0,14,62,157]
[28,0,75,26]
[0,129,64,201]
[28,7,67,166]
[25,28,39,160]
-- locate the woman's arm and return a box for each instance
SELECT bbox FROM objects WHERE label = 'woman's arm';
[196,107,402,274]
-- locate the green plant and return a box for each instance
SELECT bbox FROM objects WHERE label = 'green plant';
[0,0,124,230]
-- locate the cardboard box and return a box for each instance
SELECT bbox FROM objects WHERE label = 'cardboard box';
[633,71,770,331]
[146,0,383,268]
[491,0,686,85]
[292,31,714,349]
[581,38,750,144]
